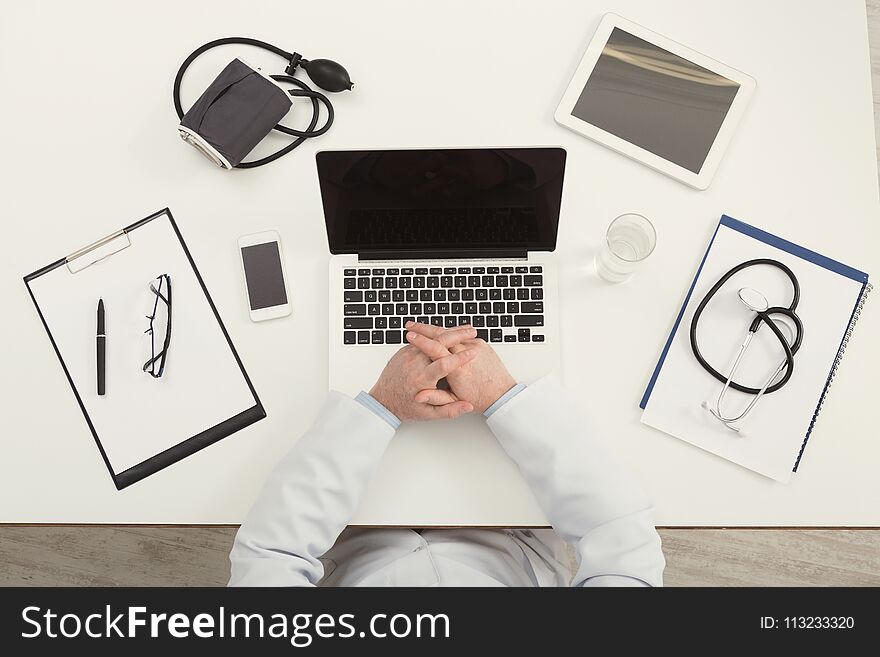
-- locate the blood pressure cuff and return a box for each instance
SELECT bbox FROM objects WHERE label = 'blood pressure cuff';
[179,58,292,168]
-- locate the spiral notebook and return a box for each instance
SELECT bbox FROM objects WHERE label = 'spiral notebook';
[640,215,871,482]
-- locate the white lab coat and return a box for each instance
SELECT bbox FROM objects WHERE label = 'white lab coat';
[229,377,665,587]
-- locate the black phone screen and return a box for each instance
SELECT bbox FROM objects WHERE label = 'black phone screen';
[241,241,288,310]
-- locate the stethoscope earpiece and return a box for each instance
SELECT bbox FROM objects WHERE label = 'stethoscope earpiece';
[701,400,744,433]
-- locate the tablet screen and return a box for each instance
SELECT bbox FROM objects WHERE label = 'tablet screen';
[571,27,740,174]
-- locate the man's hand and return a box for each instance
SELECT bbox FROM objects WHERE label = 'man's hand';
[370,326,479,421]
[404,322,517,413]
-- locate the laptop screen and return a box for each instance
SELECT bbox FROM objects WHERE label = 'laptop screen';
[317,148,566,255]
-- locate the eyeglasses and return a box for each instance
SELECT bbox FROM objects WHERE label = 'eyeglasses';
[144,274,172,378]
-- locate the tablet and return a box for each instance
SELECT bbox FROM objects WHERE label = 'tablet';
[555,14,755,189]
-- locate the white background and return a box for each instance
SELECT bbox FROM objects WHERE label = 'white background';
[1,0,878,524]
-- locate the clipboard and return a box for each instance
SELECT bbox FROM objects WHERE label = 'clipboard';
[23,208,265,490]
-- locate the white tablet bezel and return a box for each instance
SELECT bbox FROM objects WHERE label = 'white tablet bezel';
[554,13,756,190]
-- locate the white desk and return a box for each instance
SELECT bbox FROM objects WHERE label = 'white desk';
[2,0,878,525]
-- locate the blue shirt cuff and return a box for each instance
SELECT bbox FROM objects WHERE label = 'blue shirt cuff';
[355,391,401,430]
[483,383,526,418]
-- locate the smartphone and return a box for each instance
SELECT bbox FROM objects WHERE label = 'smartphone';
[238,231,292,321]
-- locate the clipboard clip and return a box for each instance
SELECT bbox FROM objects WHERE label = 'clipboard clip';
[66,229,132,274]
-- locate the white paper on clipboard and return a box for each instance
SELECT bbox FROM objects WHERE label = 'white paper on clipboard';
[27,209,260,477]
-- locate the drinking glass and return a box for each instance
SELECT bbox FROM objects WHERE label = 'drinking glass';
[594,213,656,283]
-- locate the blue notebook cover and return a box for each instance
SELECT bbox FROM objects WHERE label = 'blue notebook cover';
[640,214,870,471]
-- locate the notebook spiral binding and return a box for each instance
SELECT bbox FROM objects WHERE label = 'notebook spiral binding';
[794,281,873,470]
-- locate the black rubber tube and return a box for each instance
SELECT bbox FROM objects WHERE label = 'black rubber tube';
[689,258,804,395]
[172,38,333,168]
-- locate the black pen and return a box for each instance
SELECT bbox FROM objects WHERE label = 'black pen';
[97,298,106,396]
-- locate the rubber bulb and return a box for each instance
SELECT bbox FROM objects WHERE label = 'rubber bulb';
[302,59,354,92]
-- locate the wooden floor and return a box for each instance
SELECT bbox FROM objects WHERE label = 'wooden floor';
[2,2,880,587]
[1,526,878,586]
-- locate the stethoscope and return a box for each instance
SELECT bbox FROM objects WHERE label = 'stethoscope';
[690,259,804,432]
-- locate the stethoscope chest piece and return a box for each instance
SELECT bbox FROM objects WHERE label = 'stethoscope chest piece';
[737,287,768,313]
[690,259,804,432]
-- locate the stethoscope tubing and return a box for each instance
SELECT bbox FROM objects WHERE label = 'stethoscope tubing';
[690,258,804,395]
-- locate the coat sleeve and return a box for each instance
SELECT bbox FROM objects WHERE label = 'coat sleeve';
[486,377,665,587]
[229,392,395,586]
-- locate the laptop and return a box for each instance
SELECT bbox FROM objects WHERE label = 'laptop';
[319,147,566,525]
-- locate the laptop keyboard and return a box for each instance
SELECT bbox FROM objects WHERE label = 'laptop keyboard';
[342,265,546,345]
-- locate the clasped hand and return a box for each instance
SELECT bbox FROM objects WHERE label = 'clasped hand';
[369,322,516,422]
